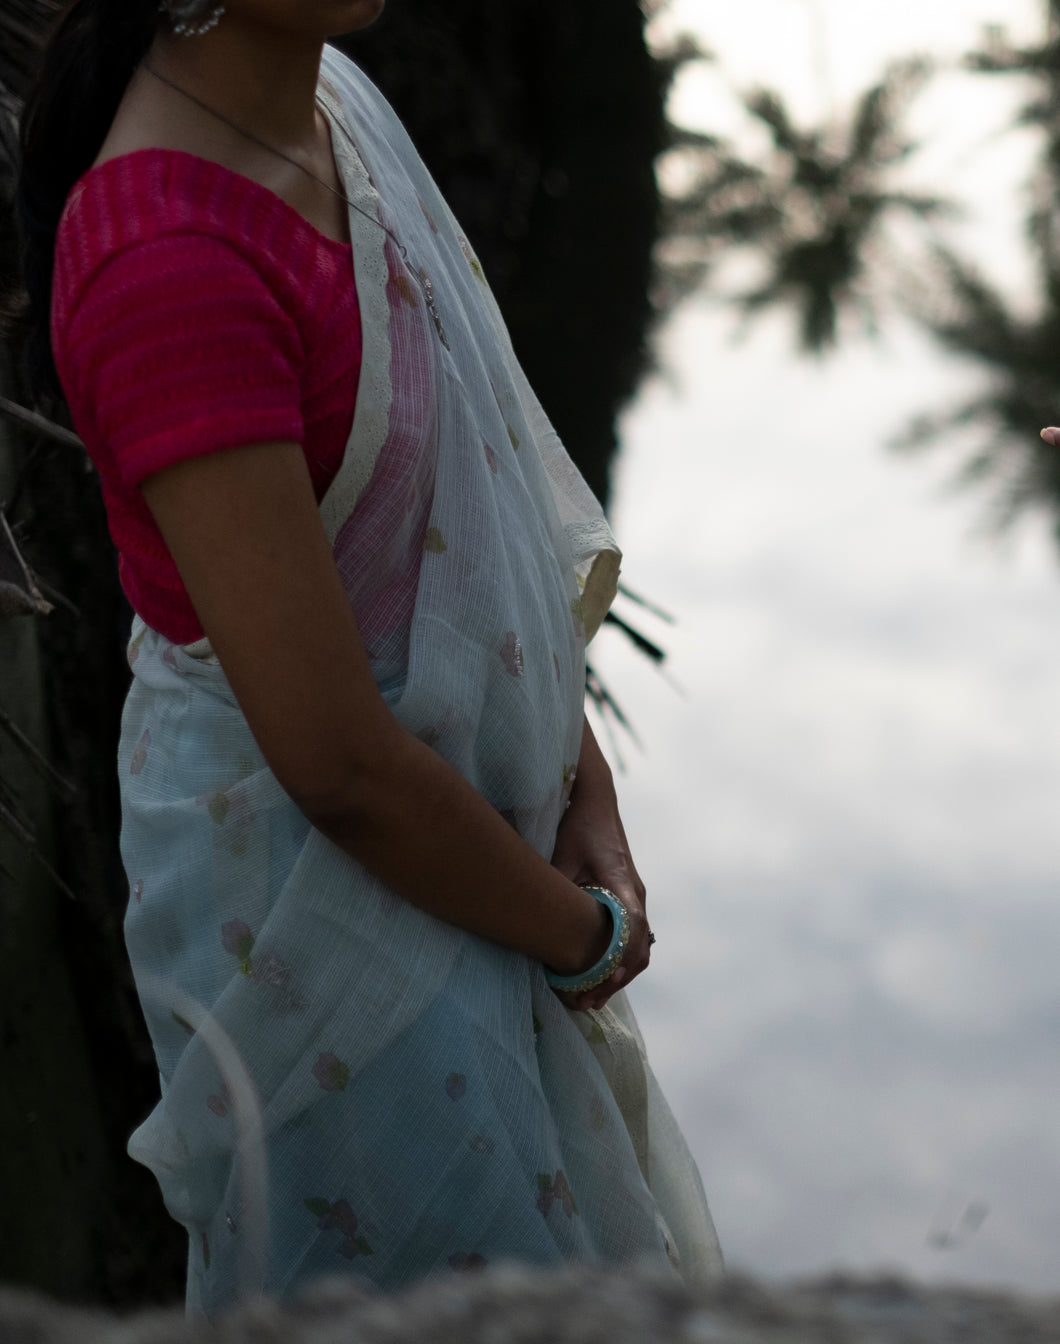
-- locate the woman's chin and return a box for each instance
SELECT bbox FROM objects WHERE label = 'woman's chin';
[331,0,385,34]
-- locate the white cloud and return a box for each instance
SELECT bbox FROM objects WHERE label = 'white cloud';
[597,298,1060,1291]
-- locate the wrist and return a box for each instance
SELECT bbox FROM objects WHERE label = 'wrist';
[546,886,611,976]
[544,886,630,993]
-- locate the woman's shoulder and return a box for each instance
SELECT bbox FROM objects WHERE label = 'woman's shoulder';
[49,146,358,398]
[60,149,294,268]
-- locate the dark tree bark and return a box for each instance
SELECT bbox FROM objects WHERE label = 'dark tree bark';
[343,0,665,506]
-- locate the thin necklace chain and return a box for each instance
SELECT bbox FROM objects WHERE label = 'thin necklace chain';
[140,59,451,347]
[142,59,380,235]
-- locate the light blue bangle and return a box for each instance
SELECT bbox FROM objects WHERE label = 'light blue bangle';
[544,885,630,994]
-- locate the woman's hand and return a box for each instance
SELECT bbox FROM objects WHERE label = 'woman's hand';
[549,717,652,1012]
[1041,428,1060,445]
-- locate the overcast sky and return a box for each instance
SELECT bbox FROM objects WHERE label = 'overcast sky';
[597,0,1060,1294]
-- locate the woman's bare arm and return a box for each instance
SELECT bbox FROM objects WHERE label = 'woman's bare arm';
[141,439,617,978]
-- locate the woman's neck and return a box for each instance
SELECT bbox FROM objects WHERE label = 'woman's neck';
[147,25,326,155]
[100,25,351,245]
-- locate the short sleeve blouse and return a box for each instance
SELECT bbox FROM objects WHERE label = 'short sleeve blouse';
[51,149,362,643]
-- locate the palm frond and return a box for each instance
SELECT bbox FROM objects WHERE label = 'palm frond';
[657,59,946,349]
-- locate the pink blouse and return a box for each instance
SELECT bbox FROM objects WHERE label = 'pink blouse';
[51,149,361,642]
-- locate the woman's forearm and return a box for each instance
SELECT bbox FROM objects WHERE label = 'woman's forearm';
[141,441,610,977]
[299,719,612,976]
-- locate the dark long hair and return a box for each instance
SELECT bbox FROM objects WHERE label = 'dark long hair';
[16,0,158,403]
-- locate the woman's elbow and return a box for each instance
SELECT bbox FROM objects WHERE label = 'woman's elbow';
[279,725,410,841]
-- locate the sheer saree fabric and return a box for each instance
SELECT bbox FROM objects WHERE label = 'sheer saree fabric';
[119,47,722,1312]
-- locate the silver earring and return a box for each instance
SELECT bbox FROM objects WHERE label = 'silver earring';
[160,0,226,37]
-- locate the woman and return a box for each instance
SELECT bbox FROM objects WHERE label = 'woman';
[18,0,723,1309]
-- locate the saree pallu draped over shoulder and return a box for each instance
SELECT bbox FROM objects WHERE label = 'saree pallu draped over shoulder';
[120,47,723,1312]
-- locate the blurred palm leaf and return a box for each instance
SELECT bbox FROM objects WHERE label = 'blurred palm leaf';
[658,58,950,349]
[896,6,1060,546]
[966,6,1060,252]
[896,244,1060,541]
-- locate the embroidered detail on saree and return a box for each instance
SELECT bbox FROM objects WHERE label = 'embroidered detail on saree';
[500,631,524,677]
[417,708,454,749]
[127,627,146,667]
[416,267,450,349]
[536,1169,578,1219]
[129,729,150,775]
[458,235,485,282]
[251,950,288,988]
[483,441,498,474]
[583,1018,606,1045]
[313,1052,351,1092]
[221,918,255,975]
[207,1088,229,1118]
[507,425,520,450]
[445,1072,467,1100]
[449,1251,488,1272]
[250,951,305,1011]
[204,790,230,826]
[391,271,419,308]
[424,526,448,554]
[305,1197,374,1258]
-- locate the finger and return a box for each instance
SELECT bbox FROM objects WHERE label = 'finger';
[578,971,620,1011]
[1041,427,1060,445]
[595,967,627,1005]
[566,975,614,1013]
[582,960,636,1011]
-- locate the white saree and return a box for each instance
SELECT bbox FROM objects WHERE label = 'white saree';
[119,46,722,1312]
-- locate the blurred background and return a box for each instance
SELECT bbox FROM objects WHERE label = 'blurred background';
[2,0,1060,1305]
[596,0,1060,1295]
